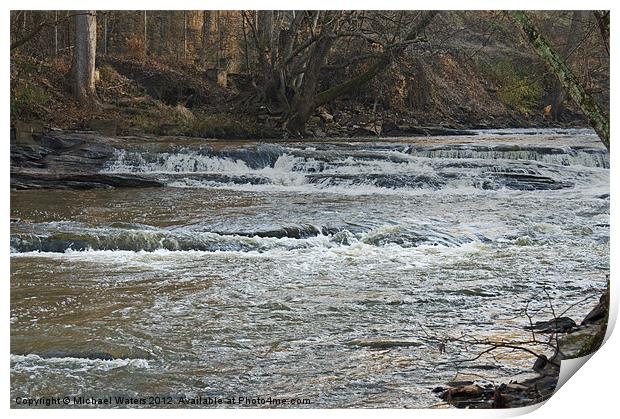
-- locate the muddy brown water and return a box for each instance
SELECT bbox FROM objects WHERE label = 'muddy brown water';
[11,129,609,408]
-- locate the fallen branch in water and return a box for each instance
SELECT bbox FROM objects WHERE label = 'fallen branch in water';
[430,280,609,408]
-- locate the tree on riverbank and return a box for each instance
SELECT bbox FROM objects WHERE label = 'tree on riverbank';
[10,10,610,139]
[284,11,438,136]
[509,11,610,150]
[71,11,98,105]
[235,11,439,136]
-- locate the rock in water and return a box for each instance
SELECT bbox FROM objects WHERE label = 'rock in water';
[524,316,576,333]
[347,339,422,349]
[582,285,610,325]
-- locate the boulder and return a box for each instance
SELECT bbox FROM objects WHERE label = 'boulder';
[582,285,610,325]
[524,316,576,333]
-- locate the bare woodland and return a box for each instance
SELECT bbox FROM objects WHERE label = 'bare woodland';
[10,11,610,144]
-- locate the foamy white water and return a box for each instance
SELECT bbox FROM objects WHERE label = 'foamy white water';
[11,129,609,407]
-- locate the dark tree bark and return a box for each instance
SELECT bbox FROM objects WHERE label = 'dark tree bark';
[200,11,211,67]
[285,32,337,136]
[509,11,609,150]
[286,10,438,136]
[183,11,187,61]
[592,11,609,56]
[143,11,148,56]
[409,58,430,109]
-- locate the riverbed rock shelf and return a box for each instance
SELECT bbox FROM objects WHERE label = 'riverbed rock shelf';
[10,130,166,189]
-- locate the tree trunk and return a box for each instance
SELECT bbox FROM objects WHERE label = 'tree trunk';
[509,11,609,150]
[549,11,582,121]
[72,11,98,105]
[183,11,187,61]
[285,33,336,136]
[200,11,211,67]
[143,11,147,56]
[409,58,430,109]
[314,10,438,108]
[54,11,58,58]
[250,11,286,109]
[285,10,438,136]
[103,12,107,56]
[592,11,609,56]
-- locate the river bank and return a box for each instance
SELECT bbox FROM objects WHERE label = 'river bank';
[11,52,592,142]
[435,282,610,408]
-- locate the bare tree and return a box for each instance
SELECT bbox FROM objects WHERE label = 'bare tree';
[592,11,609,56]
[242,10,438,136]
[183,11,187,61]
[143,11,148,56]
[509,11,609,150]
[72,10,98,105]
[313,11,439,114]
[54,11,58,58]
[200,11,211,67]
[548,11,583,121]
[10,17,51,51]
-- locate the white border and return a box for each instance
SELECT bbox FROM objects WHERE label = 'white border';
[3,1,618,418]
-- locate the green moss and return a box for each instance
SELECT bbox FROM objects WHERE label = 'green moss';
[477,58,544,115]
[11,81,51,120]
[127,113,160,134]
[574,283,609,357]
[124,107,266,139]
[181,114,263,139]
[575,334,597,357]
[574,324,606,357]
[123,101,188,134]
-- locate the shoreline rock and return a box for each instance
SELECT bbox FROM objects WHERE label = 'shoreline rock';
[436,281,610,408]
[10,130,164,190]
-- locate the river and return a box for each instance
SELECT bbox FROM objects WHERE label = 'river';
[10,128,609,408]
